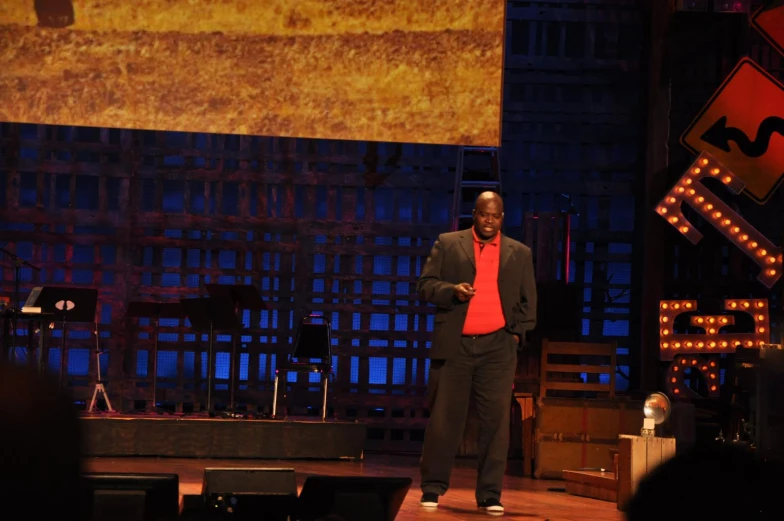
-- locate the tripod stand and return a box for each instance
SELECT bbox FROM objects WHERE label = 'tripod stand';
[180,296,242,413]
[0,246,41,362]
[88,317,114,413]
[124,301,186,413]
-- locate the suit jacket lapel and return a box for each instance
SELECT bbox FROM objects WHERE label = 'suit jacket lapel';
[499,235,513,273]
[459,232,476,269]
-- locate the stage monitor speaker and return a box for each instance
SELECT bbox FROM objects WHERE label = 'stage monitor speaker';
[296,475,412,521]
[201,468,297,521]
[80,473,180,521]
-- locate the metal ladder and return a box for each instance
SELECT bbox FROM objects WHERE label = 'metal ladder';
[451,146,502,231]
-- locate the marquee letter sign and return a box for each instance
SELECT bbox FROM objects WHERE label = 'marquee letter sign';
[656,151,782,288]
[659,299,770,361]
[666,355,720,399]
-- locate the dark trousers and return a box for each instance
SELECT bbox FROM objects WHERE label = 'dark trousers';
[420,329,517,502]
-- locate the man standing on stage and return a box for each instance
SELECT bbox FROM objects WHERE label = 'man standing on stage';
[417,191,537,515]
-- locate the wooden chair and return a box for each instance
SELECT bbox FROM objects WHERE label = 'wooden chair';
[539,339,617,399]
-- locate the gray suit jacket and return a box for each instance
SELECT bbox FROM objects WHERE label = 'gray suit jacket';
[417,229,537,360]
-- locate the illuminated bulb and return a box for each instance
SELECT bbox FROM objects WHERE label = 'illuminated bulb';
[697,317,704,323]
[708,317,715,323]
[709,361,716,367]
[680,226,688,233]
[686,341,693,347]
[720,317,728,324]
[731,227,740,233]
[659,207,667,214]
[674,342,681,348]
[701,158,709,165]
[661,303,669,309]
[688,189,696,195]
[685,178,692,185]
[661,342,669,348]
[722,219,730,226]
[709,342,716,348]
[740,234,749,241]
[685,302,693,308]
[742,301,750,308]
[757,314,764,320]
[710,168,720,175]
[757,302,765,308]
[697,196,705,203]
[674,388,681,394]
[758,327,766,333]
[706,204,714,210]
[673,303,681,309]
[708,328,716,334]
[720,341,728,347]
[697,342,704,348]
[750,241,758,248]
[691,359,698,365]
[768,269,777,276]
[670,377,677,383]
[662,329,670,335]
[692,168,701,174]
[730,302,738,308]
[669,216,678,224]
[713,211,722,219]
[710,385,717,392]
[673,365,679,371]
[722,176,731,183]
[681,359,687,365]
[677,187,685,193]
[661,316,669,322]
[667,197,676,204]
[768,257,777,264]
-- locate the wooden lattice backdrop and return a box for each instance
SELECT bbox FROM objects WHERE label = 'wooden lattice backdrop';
[0,0,649,453]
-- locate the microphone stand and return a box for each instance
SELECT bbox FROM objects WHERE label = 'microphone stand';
[0,246,41,361]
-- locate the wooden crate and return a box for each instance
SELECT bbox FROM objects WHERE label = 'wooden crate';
[616,435,676,510]
[534,397,642,479]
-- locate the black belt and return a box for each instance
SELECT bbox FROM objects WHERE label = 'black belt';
[462,328,504,339]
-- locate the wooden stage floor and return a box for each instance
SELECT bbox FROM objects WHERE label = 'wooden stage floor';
[84,453,624,521]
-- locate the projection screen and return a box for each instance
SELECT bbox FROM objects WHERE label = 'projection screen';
[0,0,506,146]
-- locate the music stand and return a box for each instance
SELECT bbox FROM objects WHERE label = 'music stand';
[124,302,186,413]
[24,287,97,385]
[0,246,41,362]
[205,284,266,412]
[180,297,243,412]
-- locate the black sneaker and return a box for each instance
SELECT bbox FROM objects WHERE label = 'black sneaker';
[420,493,439,508]
[478,498,504,515]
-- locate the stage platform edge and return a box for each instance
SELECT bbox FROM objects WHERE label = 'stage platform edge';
[80,415,367,460]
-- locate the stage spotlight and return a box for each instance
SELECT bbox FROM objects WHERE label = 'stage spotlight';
[676,0,709,11]
[713,0,750,13]
[641,392,671,437]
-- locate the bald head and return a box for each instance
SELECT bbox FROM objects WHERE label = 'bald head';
[475,191,503,213]
[472,191,504,240]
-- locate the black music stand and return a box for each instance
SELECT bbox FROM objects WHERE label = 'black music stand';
[205,284,266,413]
[24,287,97,385]
[0,246,41,362]
[124,302,186,413]
[180,297,243,412]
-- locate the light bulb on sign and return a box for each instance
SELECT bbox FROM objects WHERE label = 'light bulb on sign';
[658,299,770,361]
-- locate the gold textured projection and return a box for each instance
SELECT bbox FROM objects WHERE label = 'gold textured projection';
[0,0,506,146]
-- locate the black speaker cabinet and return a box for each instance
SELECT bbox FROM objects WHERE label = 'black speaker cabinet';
[296,475,412,521]
[201,468,297,521]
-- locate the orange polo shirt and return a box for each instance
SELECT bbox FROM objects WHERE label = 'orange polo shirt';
[462,229,506,335]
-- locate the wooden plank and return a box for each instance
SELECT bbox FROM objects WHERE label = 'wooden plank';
[617,435,677,511]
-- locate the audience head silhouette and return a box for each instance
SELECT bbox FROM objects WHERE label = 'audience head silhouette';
[625,442,784,521]
[0,362,84,521]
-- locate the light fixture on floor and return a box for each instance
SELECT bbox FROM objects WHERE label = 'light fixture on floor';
[641,392,671,437]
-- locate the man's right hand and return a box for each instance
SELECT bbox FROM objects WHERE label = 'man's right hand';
[454,282,476,302]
